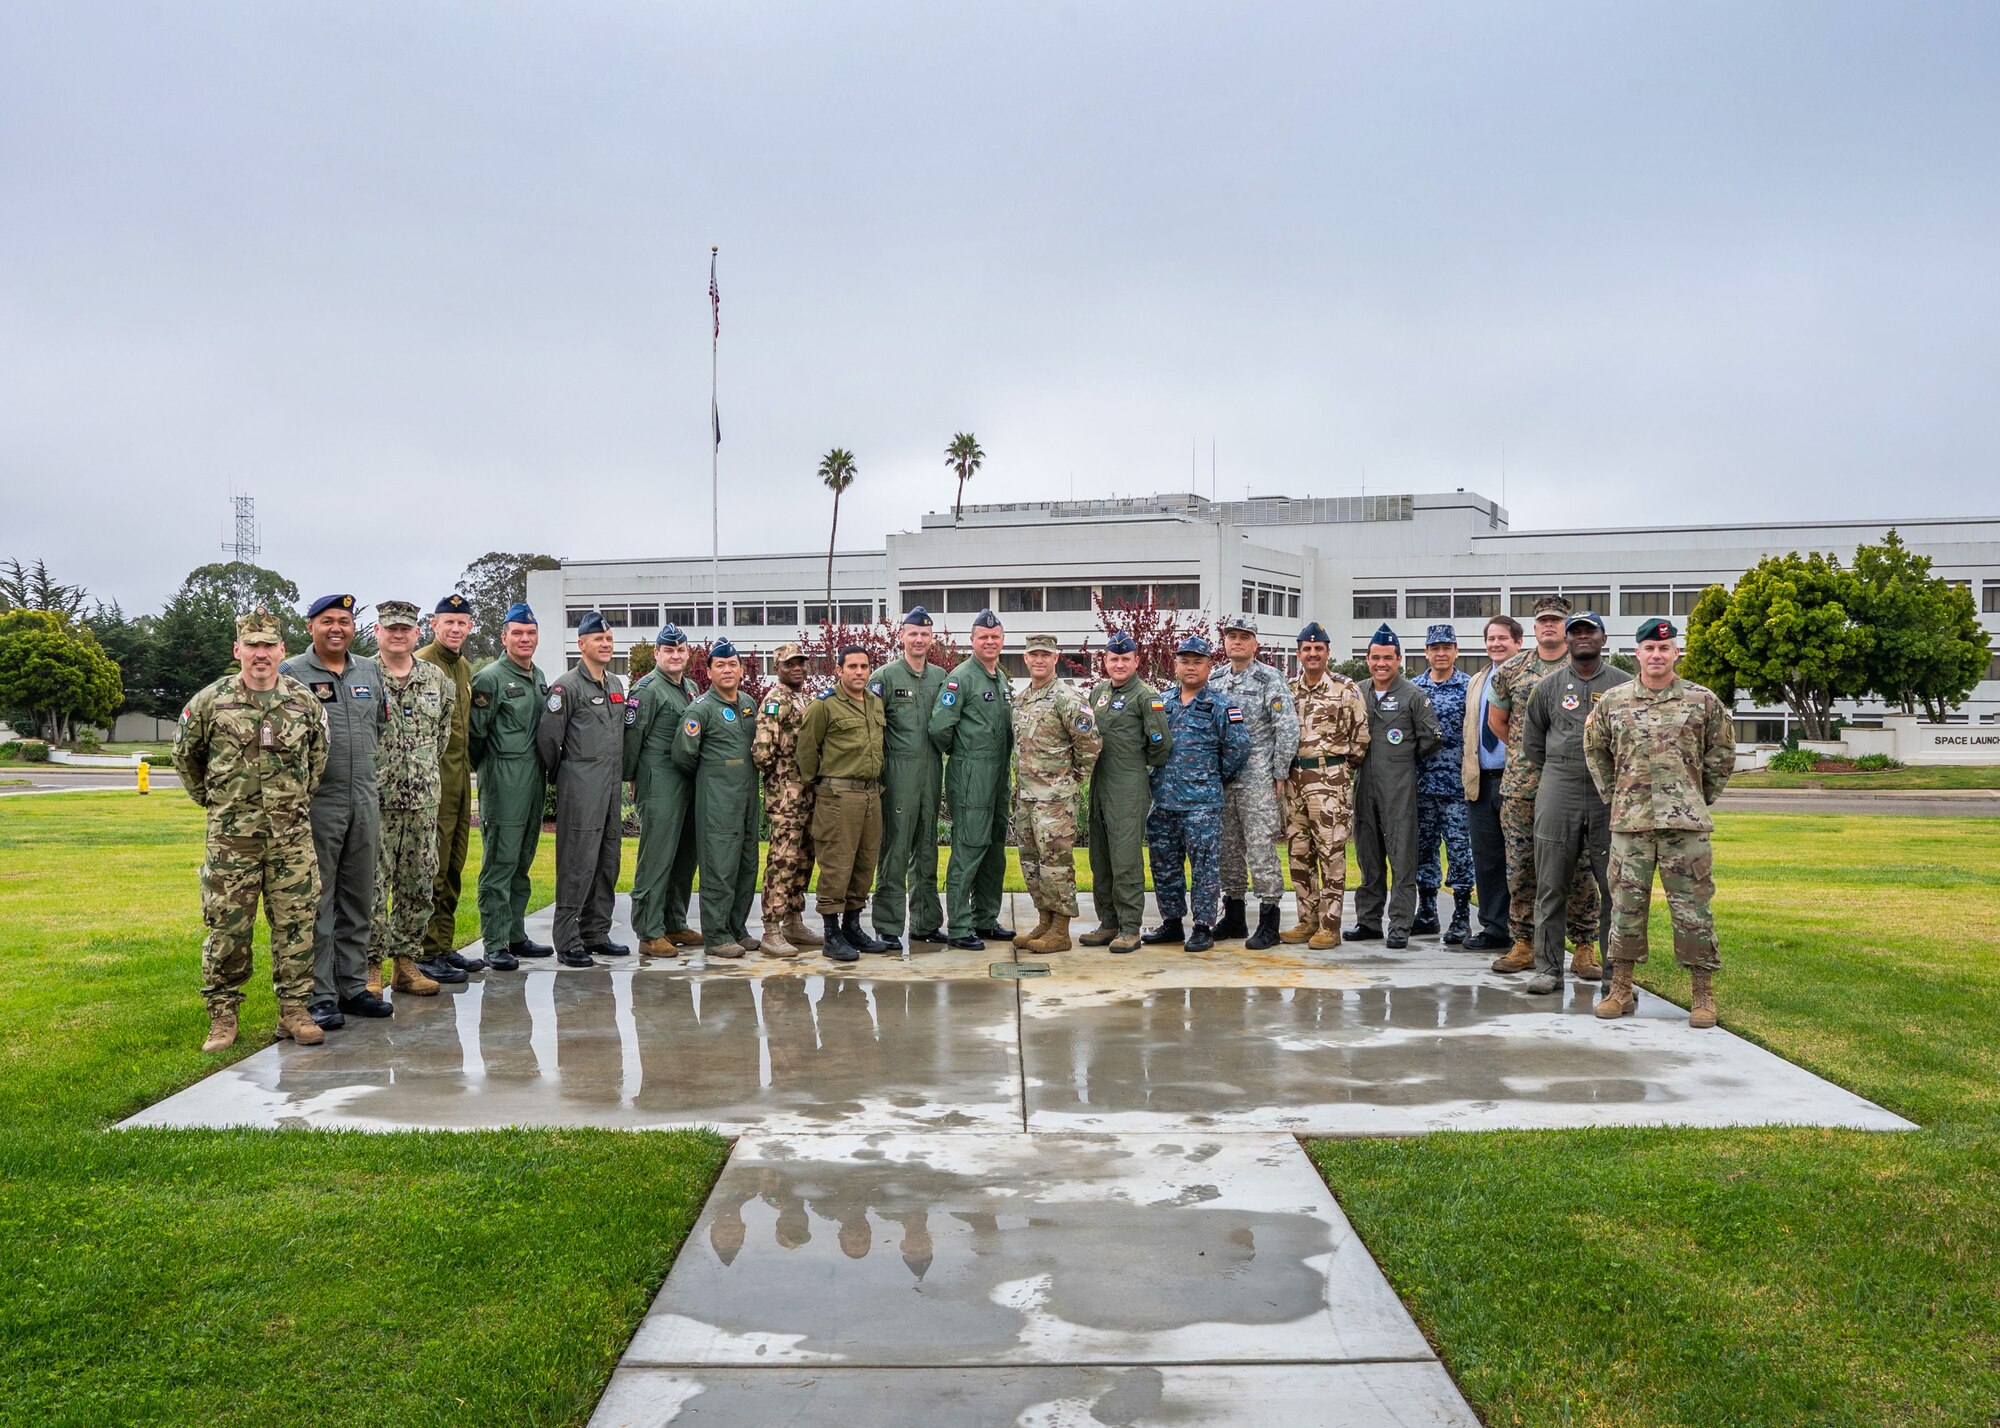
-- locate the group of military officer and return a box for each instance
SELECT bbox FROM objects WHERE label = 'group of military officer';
[174,585,1736,1052]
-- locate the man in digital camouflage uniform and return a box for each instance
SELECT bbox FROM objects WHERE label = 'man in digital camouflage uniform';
[1143,635,1250,954]
[365,599,455,999]
[1010,633,1102,954]
[174,608,329,1052]
[1282,621,1369,949]
[752,643,821,957]
[1412,623,1475,942]
[1209,614,1299,950]
[1586,617,1736,1027]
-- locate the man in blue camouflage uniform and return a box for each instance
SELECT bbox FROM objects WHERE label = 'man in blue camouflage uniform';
[1412,623,1475,943]
[1142,636,1250,953]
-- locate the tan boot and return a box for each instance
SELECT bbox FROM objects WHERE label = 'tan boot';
[759,929,799,959]
[365,960,383,997]
[1490,940,1535,974]
[393,956,440,996]
[1015,910,1053,949]
[1279,915,1316,945]
[667,927,704,948]
[276,1000,325,1045]
[1689,969,1718,1029]
[1078,924,1119,946]
[201,1005,238,1053]
[1308,927,1341,950]
[639,936,675,956]
[1570,941,1602,981]
[783,914,824,948]
[1027,914,1071,954]
[1108,930,1143,954]
[1595,961,1639,1019]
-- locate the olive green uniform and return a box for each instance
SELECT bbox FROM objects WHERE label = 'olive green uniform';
[929,658,1015,937]
[536,663,627,952]
[799,686,887,915]
[414,640,473,958]
[673,688,761,948]
[623,667,702,942]
[469,656,547,957]
[870,657,947,938]
[1085,676,1172,935]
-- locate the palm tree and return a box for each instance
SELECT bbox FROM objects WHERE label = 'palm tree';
[946,432,984,524]
[818,448,857,608]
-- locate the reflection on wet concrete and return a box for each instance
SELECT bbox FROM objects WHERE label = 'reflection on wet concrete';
[625,1133,1428,1368]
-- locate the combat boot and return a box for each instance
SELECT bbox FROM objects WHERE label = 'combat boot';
[783,914,824,948]
[1308,926,1341,950]
[639,936,675,957]
[1280,913,1316,944]
[1185,922,1216,952]
[759,928,799,959]
[276,1000,325,1046]
[1490,941,1534,974]
[843,911,894,954]
[1569,941,1603,981]
[1595,961,1639,1019]
[1245,902,1282,951]
[667,928,704,948]
[1214,898,1248,940]
[821,915,859,964]
[1026,914,1071,954]
[201,1005,238,1053]
[1689,969,1718,1029]
[365,960,383,997]
[1015,910,1053,949]
[1079,924,1119,946]
[393,956,441,996]
[1411,891,1440,936]
[1444,899,1471,945]
[1108,930,1143,954]
[1141,917,1185,945]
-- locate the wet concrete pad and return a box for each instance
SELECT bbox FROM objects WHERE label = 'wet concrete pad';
[624,1132,1429,1367]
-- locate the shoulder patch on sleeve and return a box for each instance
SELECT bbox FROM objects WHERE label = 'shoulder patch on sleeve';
[1227,707,1245,722]
[684,715,701,737]
[868,680,883,696]
[768,700,784,714]
[546,689,563,713]
[1149,698,1165,711]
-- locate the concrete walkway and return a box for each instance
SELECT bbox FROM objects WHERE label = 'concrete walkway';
[123,892,1910,1426]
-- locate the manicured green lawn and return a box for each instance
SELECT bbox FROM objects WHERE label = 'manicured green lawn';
[1311,812,2000,1428]
[1731,763,2000,790]
[0,794,728,1425]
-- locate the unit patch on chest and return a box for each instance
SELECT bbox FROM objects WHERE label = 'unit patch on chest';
[1562,693,1581,710]
[1387,728,1405,744]
[311,682,335,702]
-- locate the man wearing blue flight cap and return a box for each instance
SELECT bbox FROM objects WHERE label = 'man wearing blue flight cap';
[1142,634,1249,953]
[624,623,707,958]
[536,610,631,966]
[673,637,763,958]
[1412,622,1476,942]
[1081,629,1172,953]
[929,609,1016,949]
[871,605,949,946]
[1346,623,1441,948]
[469,601,551,968]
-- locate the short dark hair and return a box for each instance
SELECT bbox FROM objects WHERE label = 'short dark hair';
[837,644,870,664]
[1485,615,1523,641]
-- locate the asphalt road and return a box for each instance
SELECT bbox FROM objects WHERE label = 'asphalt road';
[0,768,181,796]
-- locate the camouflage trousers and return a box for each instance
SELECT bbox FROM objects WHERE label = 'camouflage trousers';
[1014,791,1082,916]
[1415,792,1473,893]
[1148,804,1223,928]
[1500,794,1598,946]
[1609,829,1721,970]
[1220,773,1285,903]
[762,780,815,924]
[1284,764,1353,930]
[201,827,319,1011]
[370,807,439,966]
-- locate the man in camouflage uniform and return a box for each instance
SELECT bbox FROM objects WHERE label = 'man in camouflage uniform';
[417,592,482,975]
[1143,636,1249,953]
[1010,633,1103,954]
[1081,631,1173,953]
[174,608,329,1051]
[365,599,455,1000]
[1586,617,1736,1027]
[624,623,706,958]
[799,645,891,959]
[752,643,818,957]
[1283,621,1369,949]
[1412,623,1475,942]
[1210,614,1300,950]
[930,609,1015,949]
[1484,594,1600,975]
[871,606,948,945]
[469,602,551,970]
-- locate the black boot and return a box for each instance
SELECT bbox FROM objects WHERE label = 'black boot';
[1343,923,1382,941]
[1444,896,1471,946]
[1141,917,1185,945]
[843,910,893,954]
[1214,898,1248,940]
[1245,902,1281,951]
[822,915,859,963]
[1411,891,1440,936]
[1185,922,1215,952]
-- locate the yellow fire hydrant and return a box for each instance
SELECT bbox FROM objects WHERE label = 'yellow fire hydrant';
[137,760,151,795]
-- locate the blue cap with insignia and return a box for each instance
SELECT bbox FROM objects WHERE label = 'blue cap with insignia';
[1565,611,1606,632]
[503,602,537,626]
[1297,621,1330,645]
[575,610,610,635]
[655,623,686,646]
[1369,622,1401,650]
[1104,631,1137,655]
[307,594,356,619]
[434,593,471,615]
[902,605,933,627]
[1175,634,1213,658]
[710,637,739,660]
[1425,623,1457,647]
[971,608,1001,629]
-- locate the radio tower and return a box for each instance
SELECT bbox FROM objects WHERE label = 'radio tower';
[222,494,260,563]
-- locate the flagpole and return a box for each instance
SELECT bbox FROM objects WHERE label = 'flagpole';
[709,245,720,627]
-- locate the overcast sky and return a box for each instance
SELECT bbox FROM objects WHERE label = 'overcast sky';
[6,1,1997,616]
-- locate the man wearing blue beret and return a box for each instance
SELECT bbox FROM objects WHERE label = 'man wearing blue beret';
[1412,622,1476,943]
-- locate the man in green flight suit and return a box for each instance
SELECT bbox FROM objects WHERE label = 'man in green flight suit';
[871,605,948,944]
[1081,630,1173,954]
[673,638,761,959]
[468,602,550,970]
[417,592,482,974]
[624,623,706,958]
[929,609,1016,950]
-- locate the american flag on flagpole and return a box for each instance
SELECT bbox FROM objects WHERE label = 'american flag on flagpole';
[709,252,720,338]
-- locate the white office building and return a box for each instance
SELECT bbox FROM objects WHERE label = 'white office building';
[527,489,2000,740]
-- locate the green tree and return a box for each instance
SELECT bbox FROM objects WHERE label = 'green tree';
[1680,585,1736,704]
[0,558,89,618]
[454,552,563,660]
[1851,529,1991,722]
[150,563,305,714]
[1677,553,1867,740]
[946,432,984,524]
[83,602,160,714]
[817,448,857,606]
[0,610,123,744]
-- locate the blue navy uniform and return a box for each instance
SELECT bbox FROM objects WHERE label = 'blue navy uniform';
[1413,667,1475,905]
[1146,685,1251,928]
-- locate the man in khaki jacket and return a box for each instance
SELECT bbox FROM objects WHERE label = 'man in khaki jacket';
[1458,615,1521,951]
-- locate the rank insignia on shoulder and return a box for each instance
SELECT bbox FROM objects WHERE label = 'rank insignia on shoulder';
[547,691,564,712]
[1271,698,1283,712]
[684,716,701,737]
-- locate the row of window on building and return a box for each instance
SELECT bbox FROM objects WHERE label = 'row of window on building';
[565,601,888,631]
[896,582,1203,616]
[1355,585,1711,623]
